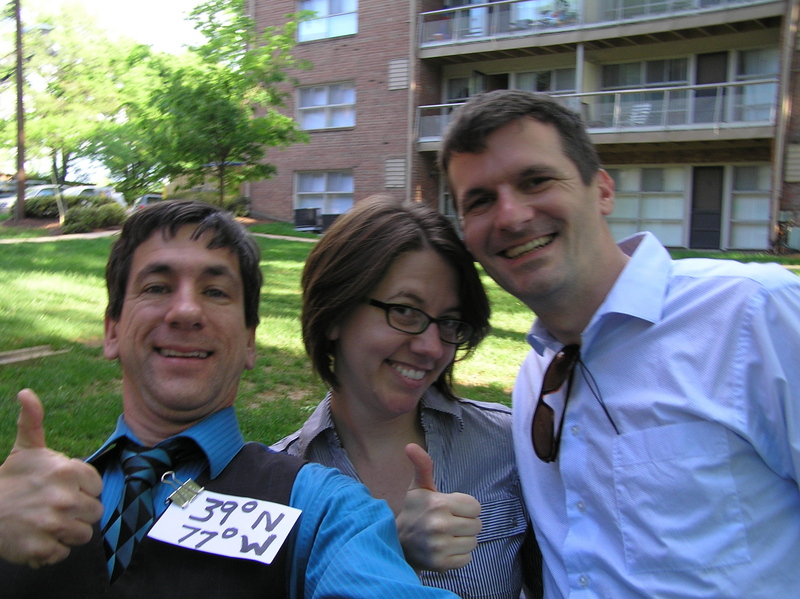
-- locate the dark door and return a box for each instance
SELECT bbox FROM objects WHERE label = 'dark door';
[694,52,728,123]
[690,166,723,249]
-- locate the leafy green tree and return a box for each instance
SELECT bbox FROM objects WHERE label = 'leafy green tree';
[143,0,310,205]
[6,5,138,184]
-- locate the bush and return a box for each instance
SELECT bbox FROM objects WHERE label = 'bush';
[62,198,127,234]
[25,194,81,219]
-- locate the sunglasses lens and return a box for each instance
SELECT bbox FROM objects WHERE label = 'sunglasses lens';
[542,348,578,394]
[532,401,556,461]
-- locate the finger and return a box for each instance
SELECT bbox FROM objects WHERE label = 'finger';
[71,458,104,500]
[14,389,47,451]
[447,492,482,521]
[406,443,437,492]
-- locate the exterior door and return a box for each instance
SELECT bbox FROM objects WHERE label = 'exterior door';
[694,52,727,123]
[690,166,723,249]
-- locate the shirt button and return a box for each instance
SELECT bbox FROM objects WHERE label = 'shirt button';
[571,425,580,436]
[577,501,586,512]
[578,574,589,587]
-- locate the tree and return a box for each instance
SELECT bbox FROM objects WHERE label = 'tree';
[2,5,138,185]
[143,0,310,205]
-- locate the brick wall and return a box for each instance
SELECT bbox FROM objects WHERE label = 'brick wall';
[250,1,423,221]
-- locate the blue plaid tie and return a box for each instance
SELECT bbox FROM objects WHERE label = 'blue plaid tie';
[102,439,186,582]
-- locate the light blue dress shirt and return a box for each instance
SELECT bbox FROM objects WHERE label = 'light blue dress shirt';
[512,232,800,598]
[90,407,458,598]
[273,389,534,598]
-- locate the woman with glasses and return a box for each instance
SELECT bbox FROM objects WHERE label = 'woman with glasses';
[272,195,539,598]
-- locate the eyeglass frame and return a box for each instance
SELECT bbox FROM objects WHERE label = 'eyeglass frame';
[531,344,618,463]
[365,298,474,346]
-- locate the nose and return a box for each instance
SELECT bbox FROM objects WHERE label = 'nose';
[494,185,533,232]
[409,322,447,360]
[165,285,203,329]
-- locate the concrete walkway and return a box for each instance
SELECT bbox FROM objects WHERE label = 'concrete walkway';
[0,229,318,244]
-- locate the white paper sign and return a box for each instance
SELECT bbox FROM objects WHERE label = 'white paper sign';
[148,490,302,565]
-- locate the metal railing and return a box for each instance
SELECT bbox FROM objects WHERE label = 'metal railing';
[419,0,770,47]
[416,79,778,142]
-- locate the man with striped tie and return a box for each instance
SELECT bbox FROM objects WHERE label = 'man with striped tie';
[0,200,459,598]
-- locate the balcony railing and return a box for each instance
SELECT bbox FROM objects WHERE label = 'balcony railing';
[416,79,778,143]
[419,0,771,47]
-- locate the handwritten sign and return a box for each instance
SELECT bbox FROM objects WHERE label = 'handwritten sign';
[148,490,302,565]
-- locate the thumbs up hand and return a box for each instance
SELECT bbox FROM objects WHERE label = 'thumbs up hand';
[0,389,103,568]
[396,443,482,572]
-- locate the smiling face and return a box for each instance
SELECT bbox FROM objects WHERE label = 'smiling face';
[103,225,256,445]
[328,249,459,421]
[448,117,619,317]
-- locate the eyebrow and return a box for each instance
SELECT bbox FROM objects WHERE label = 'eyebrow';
[133,263,239,285]
[387,291,461,315]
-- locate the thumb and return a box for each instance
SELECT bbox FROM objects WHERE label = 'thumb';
[406,443,437,492]
[13,389,47,451]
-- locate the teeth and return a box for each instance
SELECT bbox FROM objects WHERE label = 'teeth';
[159,349,210,359]
[504,234,555,259]
[392,364,425,381]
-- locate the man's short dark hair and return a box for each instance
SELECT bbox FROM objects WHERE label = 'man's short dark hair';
[301,195,491,401]
[105,200,262,328]
[439,89,600,186]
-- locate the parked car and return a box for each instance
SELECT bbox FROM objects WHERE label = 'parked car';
[130,193,164,212]
[62,185,127,210]
[1,184,63,214]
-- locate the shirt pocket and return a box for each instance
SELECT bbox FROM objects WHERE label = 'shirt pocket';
[613,421,750,574]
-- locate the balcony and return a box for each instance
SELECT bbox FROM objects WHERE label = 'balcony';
[416,79,777,150]
[419,0,778,48]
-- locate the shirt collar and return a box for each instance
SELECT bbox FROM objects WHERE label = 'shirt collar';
[527,232,671,354]
[291,387,466,454]
[87,406,245,479]
[419,387,464,432]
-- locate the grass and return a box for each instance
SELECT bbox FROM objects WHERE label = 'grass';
[0,233,532,458]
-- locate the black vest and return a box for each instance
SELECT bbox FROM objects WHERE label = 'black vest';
[0,443,305,599]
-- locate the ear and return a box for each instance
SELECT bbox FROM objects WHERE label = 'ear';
[326,322,340,342]
[103,314,120,360]
[595,169,616,217]
[244,326,257,370]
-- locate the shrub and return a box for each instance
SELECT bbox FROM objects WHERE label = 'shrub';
[62,198,127,234]
[25,194,81,219]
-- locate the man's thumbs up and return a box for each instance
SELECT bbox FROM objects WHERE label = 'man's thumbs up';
[0,389,103,568]
[14,388,48,451]
[397,443,482,572]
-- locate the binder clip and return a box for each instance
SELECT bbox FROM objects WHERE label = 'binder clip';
[161,471,204,508]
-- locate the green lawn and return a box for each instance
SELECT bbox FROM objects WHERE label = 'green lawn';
[0,233,532,457]
[1,221,798,457]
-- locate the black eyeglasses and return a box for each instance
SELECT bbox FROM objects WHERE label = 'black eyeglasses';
[366,299,474,346]
[531,344,618,463]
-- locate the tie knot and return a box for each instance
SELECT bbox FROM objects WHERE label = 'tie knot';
[120,438,188,485]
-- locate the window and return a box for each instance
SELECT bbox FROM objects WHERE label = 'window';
[606,167,685,247]
[298,83,355,130]
[600,58,688,127]
[295,171,354,214]
[734,48,778,122]
[299,0,357,42]
[516,68,576,93]
[730,165,770,249]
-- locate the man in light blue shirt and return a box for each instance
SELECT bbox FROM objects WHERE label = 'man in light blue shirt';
[440,89,800,598]
[0,200,457,598]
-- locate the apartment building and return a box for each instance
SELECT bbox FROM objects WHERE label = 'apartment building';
[250,0,800,250]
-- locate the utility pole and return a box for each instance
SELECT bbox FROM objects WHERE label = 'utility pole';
[14,0,25,223]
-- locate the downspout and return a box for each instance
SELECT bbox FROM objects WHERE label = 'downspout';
[406,0,418,203]
[771,0,800,248]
